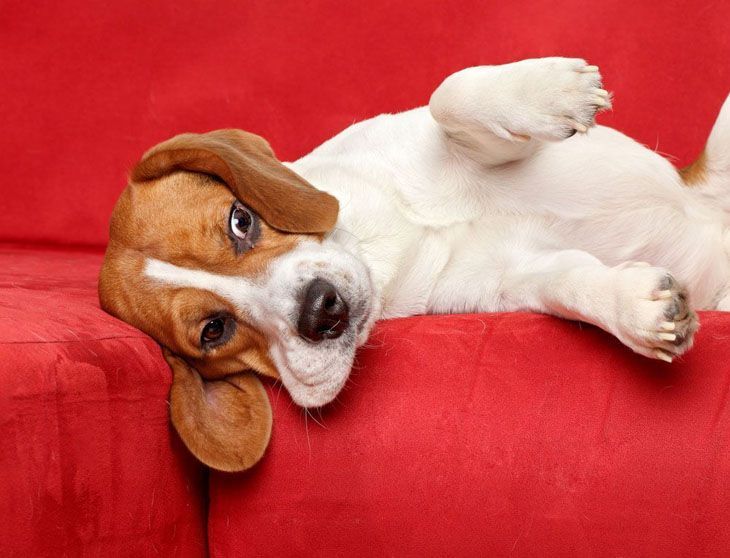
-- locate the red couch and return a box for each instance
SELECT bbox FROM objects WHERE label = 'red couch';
[2,1,730,556]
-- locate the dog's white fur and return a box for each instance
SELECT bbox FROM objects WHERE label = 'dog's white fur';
[150,57,730,407]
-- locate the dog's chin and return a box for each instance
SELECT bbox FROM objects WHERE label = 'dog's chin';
[282,371,350,409]
[270,333,357,408]
[276,349,354,408]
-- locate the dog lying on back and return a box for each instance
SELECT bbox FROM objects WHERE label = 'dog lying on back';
[100,57,729,471]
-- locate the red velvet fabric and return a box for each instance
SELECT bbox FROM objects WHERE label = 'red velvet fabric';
[1,0,729,247]
[210,313,730,557]
[0,246,207,557]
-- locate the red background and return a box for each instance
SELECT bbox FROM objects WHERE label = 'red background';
[2,0,729,247]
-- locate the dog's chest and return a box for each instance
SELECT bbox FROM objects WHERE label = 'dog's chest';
[373,229,453,318]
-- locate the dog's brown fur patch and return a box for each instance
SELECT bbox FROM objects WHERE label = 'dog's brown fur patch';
[679,149,708,187]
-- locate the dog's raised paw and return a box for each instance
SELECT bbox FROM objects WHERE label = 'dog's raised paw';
[498,57,612,142]
[611,264,698,362]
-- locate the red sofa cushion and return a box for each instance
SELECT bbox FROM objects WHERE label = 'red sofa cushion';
[2,0,729,248]
[0,246,207,557]
[210,312,730,557]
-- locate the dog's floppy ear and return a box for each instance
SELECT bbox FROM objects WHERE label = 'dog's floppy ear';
[164,349,272,472]
[131,129,339,234]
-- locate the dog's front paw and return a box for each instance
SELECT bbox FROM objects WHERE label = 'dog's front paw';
[611,263,698,362]
[497,57,612,142]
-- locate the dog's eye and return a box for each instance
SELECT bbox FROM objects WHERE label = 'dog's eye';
[228,201,259,253]
[200,316,234,349]
[230,202,253,239]
[202,318,224,342]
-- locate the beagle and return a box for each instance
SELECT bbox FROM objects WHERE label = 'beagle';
[100,57,730,471]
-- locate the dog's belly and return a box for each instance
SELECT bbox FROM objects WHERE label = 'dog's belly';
[515,130,729,307]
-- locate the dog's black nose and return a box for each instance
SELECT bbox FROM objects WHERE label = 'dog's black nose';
[298,279,349,342]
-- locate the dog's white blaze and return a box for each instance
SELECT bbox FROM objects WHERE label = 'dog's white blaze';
[145,257,258,296]
[144,257,267,320]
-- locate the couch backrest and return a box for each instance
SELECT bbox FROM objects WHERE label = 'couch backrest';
[2,0,729,248]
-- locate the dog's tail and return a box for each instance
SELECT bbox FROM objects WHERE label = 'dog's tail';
[680,93,730,189]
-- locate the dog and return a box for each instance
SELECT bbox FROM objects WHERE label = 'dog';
[99,57,729,471]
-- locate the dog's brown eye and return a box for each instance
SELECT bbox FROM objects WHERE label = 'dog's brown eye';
[228,201,259,254]
[200,317,234,349]
[202,319,224,342]
[230,203,253,239]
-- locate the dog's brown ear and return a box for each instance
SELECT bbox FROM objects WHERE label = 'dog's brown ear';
[131,129,339,234]
[164,349,272,472]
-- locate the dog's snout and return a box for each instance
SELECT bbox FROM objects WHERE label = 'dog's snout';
[298,279,349,342]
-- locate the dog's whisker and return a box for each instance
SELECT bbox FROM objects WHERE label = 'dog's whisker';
[306,407,327,429]
[275,378,285,407]
[302,408,312,461]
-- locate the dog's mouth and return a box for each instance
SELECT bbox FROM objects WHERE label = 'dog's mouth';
[269,337,355,408]
[270,285,377,408]
[355,295,379,346]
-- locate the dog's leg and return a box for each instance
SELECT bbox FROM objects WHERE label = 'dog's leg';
[429,58,611,166]
[500,250,698,362]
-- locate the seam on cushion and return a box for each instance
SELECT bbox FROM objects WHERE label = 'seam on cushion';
[0,334,152,346]
[0,241,105,254]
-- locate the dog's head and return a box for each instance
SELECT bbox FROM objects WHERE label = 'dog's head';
[99,130,376,471]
